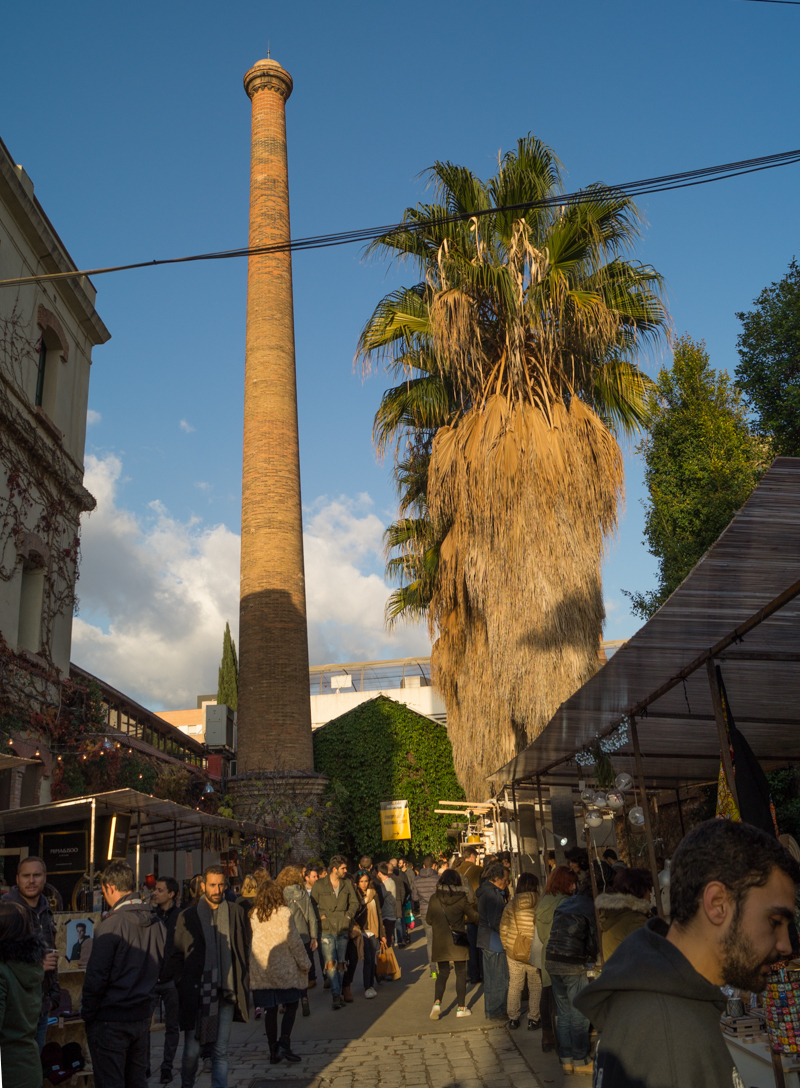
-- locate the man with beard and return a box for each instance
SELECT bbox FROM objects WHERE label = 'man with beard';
[575,819,799,1087]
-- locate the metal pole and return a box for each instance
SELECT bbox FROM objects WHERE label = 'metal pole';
[707,660,740,811]
[536,777,547,883]
[511,782,524,875]
[89,798,96,912]
[630,715,665,920]
[135,810,141,890]
[675,788,686,838]
[583,808,604,966]
[173,820,178,880]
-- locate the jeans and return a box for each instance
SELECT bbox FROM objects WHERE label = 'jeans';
[148,981,180,1075]
[382,918,397,947]
[482,949,509,1019]
[422,921,434,966]
[466,922,483,982]
[363,934,379,990]
[86,1017,150,1088]
[35,1009,49,1051]
[435,960,467,1007]
[181,999,234,1088]
[550,972,591,1065]
[540,984,557,1048]
[319,933,350,997]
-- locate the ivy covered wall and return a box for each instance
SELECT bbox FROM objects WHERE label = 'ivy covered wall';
[312,695,465,861]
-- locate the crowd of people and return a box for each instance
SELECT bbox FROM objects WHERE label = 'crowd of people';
[2,822,799,1088]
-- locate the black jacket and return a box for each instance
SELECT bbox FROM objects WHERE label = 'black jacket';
[411,867,438,917]
[155,903,181,983]
[575,919,737,1088]
[476,880,506,951]
[171,900,251,1032]
[81,894,166,1023]
[545,891,597,967]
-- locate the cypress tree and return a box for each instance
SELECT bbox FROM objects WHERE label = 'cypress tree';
[217,622,239,710]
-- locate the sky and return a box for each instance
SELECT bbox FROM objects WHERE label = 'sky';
[2,1,798,709]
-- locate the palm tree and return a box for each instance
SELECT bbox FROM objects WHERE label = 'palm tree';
[360,136,668,796]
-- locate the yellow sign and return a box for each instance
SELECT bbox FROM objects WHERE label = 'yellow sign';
[380,800,411,841]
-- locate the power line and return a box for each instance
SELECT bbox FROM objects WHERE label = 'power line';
[2,145,800,289]
[737,0,800,6]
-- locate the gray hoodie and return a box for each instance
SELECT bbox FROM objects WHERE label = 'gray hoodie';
[575,919,743,1088]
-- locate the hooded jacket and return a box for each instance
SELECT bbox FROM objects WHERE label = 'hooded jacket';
[283,882,318,942]
[3,885,59,1014]
[574,919,741,1088]
[411,867,439,918]
[0,932,45,1088]
[81,893,166,1023]
[595,891,651,961]
[425,887,478,963]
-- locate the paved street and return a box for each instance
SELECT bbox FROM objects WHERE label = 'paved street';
[148,925,584,1088]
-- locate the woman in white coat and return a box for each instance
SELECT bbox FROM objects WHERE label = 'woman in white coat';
[249,880,311,1064]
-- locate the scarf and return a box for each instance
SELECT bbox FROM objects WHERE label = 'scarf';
[196,898,235,1043]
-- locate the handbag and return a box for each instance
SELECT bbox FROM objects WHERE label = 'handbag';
[376,944,402,981]
[529,927,544,968]
[512,933,533,963]
[450,928,470,947]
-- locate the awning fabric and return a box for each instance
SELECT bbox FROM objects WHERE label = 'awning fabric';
[490,458,800,790]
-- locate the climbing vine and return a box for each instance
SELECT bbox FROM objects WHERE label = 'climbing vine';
[313,695,465,861]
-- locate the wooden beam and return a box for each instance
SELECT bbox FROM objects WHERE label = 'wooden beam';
[630,715,665,920]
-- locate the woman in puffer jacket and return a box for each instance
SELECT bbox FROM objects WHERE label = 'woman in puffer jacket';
[499,872,541,1031]
[595,867,652,961]
[249,880,311,1065]
[276,866,318,1016]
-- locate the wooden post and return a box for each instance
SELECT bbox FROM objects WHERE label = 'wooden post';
[536,777,548,883]
[630,715,665,920]
[135,809,141,889]
[675,788,686,838]
[173,820,178,880]
[707,659,740,811]
[511,782,523,878]
[89,798,96,912]
[770,1046,787,1088]
[583,810,604,966]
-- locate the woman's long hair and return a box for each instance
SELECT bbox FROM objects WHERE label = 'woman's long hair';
[250,879,286,923]
[515,872,540,897]
[275,865,304,890]
[0,901,31,945]
[354,869,376,900]
[544,865,576,897]
[436,868,463,888]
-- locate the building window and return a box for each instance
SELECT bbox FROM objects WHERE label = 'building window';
[34,330,61,419]
[35,341,47,407]
[18,559,45,653]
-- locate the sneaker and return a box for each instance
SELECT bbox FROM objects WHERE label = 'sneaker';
[456,1006,472,1018]
[255,1007,262,1019]
[575,1062,594,1075]
[507,1018,520,1030]
[301,997,310,1017]
[430,969,438,980]
[561,1063,574,1075]
[528,1018,541,1030]
[160,1073,173,1085]
[430,1001,441,1020]
[364,987,377,999]
[202,1057,213,1075]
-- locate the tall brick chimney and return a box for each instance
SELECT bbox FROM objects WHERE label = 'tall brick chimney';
[236,57,315,780]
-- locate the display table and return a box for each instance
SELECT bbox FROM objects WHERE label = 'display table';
[726,1034,800,1088]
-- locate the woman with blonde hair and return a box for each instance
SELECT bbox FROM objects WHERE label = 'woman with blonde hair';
[276,866,318,1016]
[249,880,310,1064]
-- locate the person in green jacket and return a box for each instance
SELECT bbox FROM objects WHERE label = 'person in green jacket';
[0,901,46,1088]
[534,865,576,1053]
[595,867,653,961]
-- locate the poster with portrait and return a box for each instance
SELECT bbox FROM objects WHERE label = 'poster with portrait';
[54,912,102,971]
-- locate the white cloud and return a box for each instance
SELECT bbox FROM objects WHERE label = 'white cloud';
[86,409,101,425]
[194,481,211,492]
[73,456,429,710]
[179,419,195,433]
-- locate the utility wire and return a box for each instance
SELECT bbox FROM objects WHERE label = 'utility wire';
[2,145,800,289]
[737,0,800,6]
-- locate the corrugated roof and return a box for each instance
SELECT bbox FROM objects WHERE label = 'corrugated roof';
[490,458,800,789]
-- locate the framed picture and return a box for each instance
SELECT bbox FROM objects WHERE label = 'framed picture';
[54,912,101,971]
[40,831,88,875]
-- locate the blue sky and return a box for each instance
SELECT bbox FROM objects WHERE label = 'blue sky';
[2,0,798,706]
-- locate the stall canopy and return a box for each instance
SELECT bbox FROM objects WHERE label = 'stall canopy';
[491,458,800,791]
[0,788,282,853]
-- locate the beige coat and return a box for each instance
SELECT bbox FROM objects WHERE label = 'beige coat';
[249,904,311,991]
[499,891,538,958]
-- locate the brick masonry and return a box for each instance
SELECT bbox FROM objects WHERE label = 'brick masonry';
[237,59,314,776]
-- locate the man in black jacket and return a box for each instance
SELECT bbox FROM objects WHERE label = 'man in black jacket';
[172,865,251,1088]
[476,862,509,1020]
[82,860,166,1088]
[151,877,181,1084]
[576,820,800,1087]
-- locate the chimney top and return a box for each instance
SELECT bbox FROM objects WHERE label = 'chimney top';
[244,58,293,102]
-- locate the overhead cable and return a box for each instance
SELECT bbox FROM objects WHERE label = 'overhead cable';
[2,145,800,289]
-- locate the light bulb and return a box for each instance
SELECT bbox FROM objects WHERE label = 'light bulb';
[615,772,634,792]
[586,812,603,829]
[606,791,624,812]
[580,788,595,805]
[629,806,645,827]
[592,791,608,809]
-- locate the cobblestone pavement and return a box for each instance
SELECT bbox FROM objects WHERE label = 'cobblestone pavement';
[148,1025,545,1088]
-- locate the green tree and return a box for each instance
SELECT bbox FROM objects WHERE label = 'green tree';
[217,622,238,710]
[360,134,667,795]
[736,258,800,456]
[626,335,768,620]
[313,695,465,860]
